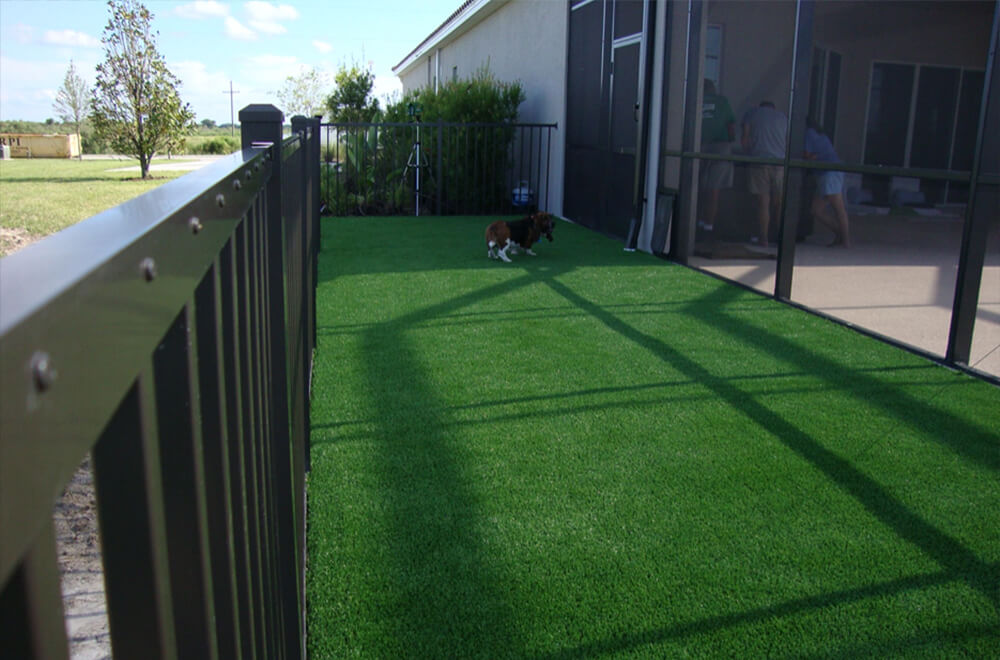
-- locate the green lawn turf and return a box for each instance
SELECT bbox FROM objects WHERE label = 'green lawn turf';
[307,215,1000,658]
[0,158,192,254]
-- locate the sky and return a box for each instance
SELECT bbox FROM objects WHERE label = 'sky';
[0,0,463,124]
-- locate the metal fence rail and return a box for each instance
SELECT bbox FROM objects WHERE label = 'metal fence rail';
[321,121,557,216]
[0,105,318,659]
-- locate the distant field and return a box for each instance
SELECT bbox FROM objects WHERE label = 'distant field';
[0,158,193,256]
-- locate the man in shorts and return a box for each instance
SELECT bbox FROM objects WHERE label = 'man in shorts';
[699,80,736,232]
[741,101,787,245]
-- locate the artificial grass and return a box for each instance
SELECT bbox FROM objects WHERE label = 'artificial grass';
[307,215,1000,658]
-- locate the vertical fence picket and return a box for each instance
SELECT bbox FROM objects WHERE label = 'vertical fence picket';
[93,373,177,660]
[235,213,268,658]
[220,232,258,660]
[0,520,69,660]
[154,304,217,660]
[320,122,556,216]
[195,261,242,660]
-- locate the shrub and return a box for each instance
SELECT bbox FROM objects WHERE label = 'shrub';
[191,136,240,155]
[322,66,525,216]
[383,65,524,124]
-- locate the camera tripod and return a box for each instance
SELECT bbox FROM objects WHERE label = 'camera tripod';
[402,119,434,216]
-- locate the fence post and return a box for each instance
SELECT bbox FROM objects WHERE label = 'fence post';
[289,114,317,648]
[238,104,303,660]
[292,115,321,360]
[437,120,444,215]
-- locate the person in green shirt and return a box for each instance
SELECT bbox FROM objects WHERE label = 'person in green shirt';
[699,79,736,232]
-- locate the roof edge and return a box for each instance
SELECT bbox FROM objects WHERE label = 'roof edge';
[392,0,507,77]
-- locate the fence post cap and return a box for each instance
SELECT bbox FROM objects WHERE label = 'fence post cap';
[239,104,284,123]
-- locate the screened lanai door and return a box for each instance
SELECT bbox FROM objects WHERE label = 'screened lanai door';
[564,0,650,240]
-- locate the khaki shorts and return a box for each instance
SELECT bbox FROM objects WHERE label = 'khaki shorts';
[747,164,783,197]
[699,142,734,190]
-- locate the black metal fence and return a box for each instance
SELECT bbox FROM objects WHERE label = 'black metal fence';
[0,105,318,659]
[321,121,557,216]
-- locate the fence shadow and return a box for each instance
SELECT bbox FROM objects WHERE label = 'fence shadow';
[309,216,998,655]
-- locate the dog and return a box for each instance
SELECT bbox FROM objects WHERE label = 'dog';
[485,212,554,262]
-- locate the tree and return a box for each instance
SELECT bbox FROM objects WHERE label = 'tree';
[90,0,195,179]
[325,64,380,123]
[276,68,328,120]
[200,118,217,129]
[53,60,90,160]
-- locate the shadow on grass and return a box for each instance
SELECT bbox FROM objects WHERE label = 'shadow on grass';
[314,369,965,446]
[354,274,537,656]
[682,284,1000,472]
[540,274,998,611]
[535,566,999,659]
[314,217,998,654]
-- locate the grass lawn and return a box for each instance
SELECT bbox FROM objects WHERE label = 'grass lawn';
[308,216,1000,658]
[0,158,192,255]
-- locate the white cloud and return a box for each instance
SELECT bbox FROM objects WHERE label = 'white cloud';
[250,21,287,35]
[175,1,231,19]
[244,2,298,35]
[13,23,34,45]
[173,60,231,95]
[0,55,80,120]
[239,54,306,100]
[244,1,299,22]
[373,74,403,106]
[224,16,257,40]
[171,60,240,123]
[313,40,332,54]
[42,29,100,48]
[247,54,300,69]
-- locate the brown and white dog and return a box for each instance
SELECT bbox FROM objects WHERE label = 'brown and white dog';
[485,212,554,262]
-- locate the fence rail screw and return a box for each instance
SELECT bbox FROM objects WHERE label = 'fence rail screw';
[245,169,253,180]
[189,216,203,234]
[31,351,55,392]
[216,193,226,208]
[233,178,242,191]
[141,257,157,282]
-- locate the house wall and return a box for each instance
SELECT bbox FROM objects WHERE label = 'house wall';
[707,1,797,121]
[395,0,568,215]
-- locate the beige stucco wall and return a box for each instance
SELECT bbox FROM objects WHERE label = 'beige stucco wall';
[0,133,81,158]
[707,1,797,123]
[395,0,568,215]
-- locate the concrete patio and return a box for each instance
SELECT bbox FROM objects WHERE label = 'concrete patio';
[690,210,1000,379]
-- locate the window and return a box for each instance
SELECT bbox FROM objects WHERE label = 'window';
[808,47,841,140]
[864,61,985,202]
[704,24,722,91]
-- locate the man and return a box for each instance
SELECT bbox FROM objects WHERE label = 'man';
[699,80,736,232]
[741,101,787,245]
